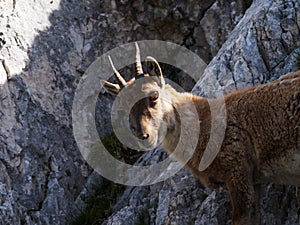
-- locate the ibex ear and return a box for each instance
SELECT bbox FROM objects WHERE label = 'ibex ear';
[100,80,120,96]
[146,56,165,87]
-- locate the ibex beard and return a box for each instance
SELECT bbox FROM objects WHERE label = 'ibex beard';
[101,42,300,225]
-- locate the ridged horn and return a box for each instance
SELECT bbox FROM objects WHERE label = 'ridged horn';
[107,55,127,87]
[135,42,144,76]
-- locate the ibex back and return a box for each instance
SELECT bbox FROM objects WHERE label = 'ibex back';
[101,43,300,225]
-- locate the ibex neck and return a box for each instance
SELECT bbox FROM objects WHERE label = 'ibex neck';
[161,88,209,160]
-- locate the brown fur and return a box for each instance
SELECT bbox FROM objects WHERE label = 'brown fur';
[161,71,300,225]
[101,48,300,225]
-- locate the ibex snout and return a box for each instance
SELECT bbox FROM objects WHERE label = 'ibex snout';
[132,117,151,141]
[137,133,149,140]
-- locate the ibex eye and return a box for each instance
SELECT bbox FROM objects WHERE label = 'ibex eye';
[149,91,159,101]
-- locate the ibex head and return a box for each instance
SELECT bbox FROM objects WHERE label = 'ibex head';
[101,43,178,150]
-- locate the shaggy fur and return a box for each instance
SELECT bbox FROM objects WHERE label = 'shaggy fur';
[165,71,300,225]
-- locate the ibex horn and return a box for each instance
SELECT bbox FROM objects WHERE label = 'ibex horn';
[107,55,127,87]
[135,42,144,76]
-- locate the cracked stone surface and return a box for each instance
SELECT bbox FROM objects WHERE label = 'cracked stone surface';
[193,0,300,97]
[1,0,299,224]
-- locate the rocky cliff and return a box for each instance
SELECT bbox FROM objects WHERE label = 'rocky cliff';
[0,0,299,224]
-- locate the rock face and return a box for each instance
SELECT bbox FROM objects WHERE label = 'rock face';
[193,0,300,97]
[0,0,299,225]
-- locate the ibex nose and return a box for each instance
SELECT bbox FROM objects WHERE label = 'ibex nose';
[137,133,149,140]
[142,133,149,140]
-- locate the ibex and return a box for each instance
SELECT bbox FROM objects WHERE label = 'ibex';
[101,43,300,225]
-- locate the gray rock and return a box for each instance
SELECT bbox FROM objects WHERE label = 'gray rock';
[199,0,244,57]
[193,0,300,97]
